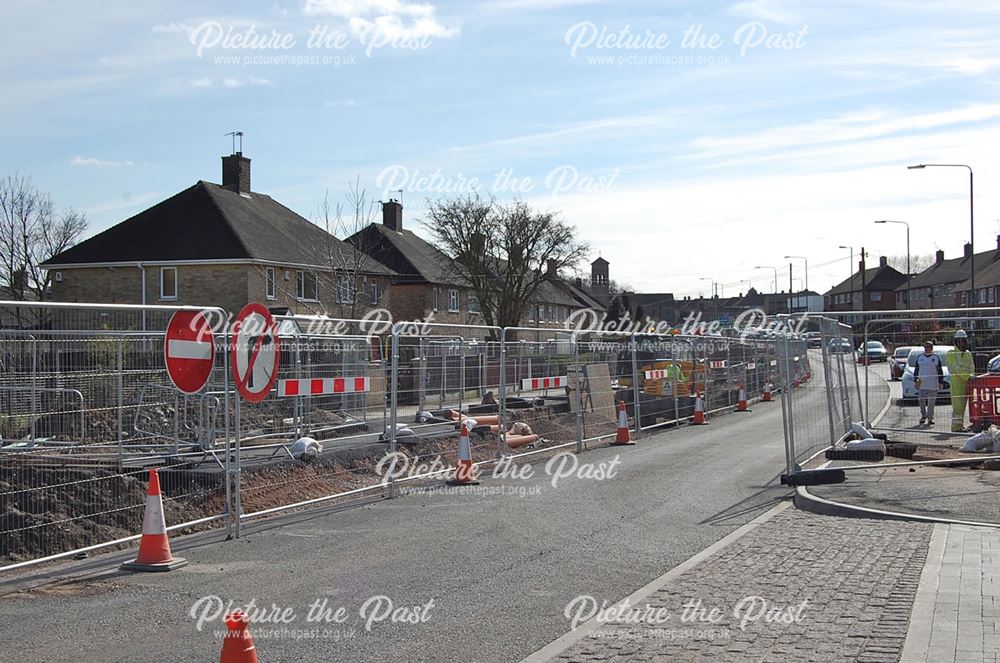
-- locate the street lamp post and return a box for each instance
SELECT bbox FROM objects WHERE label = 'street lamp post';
[875,220,910,307]
[754,266,778,293]
[784,255,808,291]
[908,163,974,305]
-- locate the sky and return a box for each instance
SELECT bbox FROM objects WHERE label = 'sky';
[3,0,1000,299]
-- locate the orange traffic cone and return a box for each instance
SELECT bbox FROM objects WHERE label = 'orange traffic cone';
[611,401,635,446]
[762,383,773,402]
[735,383,749,412]
[691,391,708,425]
[447,423,480,486]
[220,611,259,663]
[121,468,187,572]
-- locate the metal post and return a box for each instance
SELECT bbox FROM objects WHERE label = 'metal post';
[573,332,583,453]
[498,331,507,458]
[117,341,124,471]
[223,322,232,540]
[863,321,870,425]
[234,388,242,539]
[821,321,838,446]
[630,334,641,434]
[173,390,180,456]
[458,351,465,421]
[29,337,36,448]
[780,334,796,475]
[388,327,399,499]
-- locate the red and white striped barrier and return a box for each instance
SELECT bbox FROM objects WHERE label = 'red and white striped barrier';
[644,369,675,379]
[709,360,726,369]
[278,377,370,397]
[521,376,567,390]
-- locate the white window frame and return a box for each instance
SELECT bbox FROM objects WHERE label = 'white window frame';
[448,289,459,312]
[336,274,352,304]
[370,280,381,305]
[297,270,319,302]
[265,267,276,300]
[159,267,177,301]
[467,290,479,313]
[431,287,439,312]
[870,291,881,302]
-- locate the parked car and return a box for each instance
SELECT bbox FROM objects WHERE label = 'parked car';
[890,346,914,381]
[805,332,822,349]
[857,341,888,363]
[901,345,953,400]
[828,337,853,354]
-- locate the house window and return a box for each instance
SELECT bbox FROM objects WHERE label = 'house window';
[538,304,546,323]
[979,288,988,304]
[370,281,381,305]
[265,267,276,300]
[297,271,318,301]
[991,288,996,304]
[870,291,881,302]
[467,291,480,313]
[961,291,969,306]
[431,287,439,312]
[448,289,459,312]
[159,267,177,300]
[336,274,352,304]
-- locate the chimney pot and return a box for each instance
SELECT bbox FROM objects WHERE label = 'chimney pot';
[879,255,888,268]
[546,258,559,276]
[221,152,251,194]
[382,200,403,232]
[964,242,973,258]
[936,249,945,264]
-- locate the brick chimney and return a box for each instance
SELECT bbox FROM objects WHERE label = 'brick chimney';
[382,199,403,232]
[879,256,888,268]
[546,258,559,276]
[936,249,945,264]
[222,152,251,194]
[964,242,973,258]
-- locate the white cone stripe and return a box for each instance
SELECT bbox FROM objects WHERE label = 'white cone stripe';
[141,495,167,535]
[618,408,628,428]
[457,434,471,461]
[167,339,213,361]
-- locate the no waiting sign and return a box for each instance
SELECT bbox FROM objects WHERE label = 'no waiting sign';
[231,303,280,403]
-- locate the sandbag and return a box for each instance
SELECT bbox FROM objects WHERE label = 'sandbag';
[960,430,995,453]
[851,422,873,440]
[846,438,885,451]
[290,436,323,461]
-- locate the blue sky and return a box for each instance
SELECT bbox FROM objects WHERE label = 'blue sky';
[4,0,1000,297]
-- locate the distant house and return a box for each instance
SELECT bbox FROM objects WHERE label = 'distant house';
[824,256,907,319]
[896,243,1000,310]
[348,201,590,329]
[42,152,393,324]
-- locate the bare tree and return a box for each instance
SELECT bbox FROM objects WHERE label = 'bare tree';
[318,179,389,320]
[886,253,934,275]
[0,174,88,303]
[424,193,589,333]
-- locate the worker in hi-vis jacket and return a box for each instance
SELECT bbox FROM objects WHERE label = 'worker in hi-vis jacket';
[946,330,976,432]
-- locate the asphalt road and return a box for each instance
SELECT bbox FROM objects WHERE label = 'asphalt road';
[0,377,826,663]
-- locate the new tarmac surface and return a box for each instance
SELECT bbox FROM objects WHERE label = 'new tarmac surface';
[0,359,834,663]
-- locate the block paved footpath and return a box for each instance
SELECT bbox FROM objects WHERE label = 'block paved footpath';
[524,504,1000,663]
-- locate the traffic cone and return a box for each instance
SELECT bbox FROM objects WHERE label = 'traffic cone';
[447,423,480,486]
[691,392,708,425]
[762,383,773,402]
[735,383,749,412]
[611,401,635,446]
[121,468,187,572]
[220,611,258,663]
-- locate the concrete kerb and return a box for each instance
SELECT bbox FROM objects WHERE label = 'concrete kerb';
[519,500,793,663]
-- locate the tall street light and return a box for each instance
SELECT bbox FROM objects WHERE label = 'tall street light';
[754,265,778,293]
[875,220,911,307]
[698,276,716,298]
[908,163,974,304]
[784,255,808,291]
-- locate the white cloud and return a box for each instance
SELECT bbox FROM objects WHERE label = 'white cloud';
[191,76,273,89]
[151,21,194,35]
[303,0,459,41]
[70,156,135,168]
[728,0,799,24]
[324,99,359,107]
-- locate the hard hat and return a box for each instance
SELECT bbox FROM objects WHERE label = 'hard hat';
[955,329,968,339]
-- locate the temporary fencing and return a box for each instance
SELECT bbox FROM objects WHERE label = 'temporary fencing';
[2,302,791,572]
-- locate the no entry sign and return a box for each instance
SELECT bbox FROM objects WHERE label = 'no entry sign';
[164,310,215,394]
[231,303,280,403]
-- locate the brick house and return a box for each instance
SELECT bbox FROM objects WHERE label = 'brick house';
[348,201,587,329]
[824,256,907,320]
[42,152,393,324]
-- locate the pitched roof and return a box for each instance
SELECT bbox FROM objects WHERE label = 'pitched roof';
[43,181,391,274]
[825,264,907,296]
[350,223,458,284]
[911,248,1000,291]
